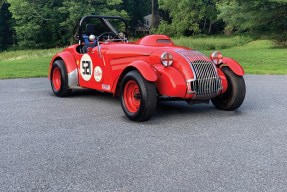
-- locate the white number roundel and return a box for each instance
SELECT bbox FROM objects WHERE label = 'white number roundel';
[80,54,93,81]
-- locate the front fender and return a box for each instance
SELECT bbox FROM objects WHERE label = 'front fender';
[221,58,244,76]
[128,61,158,82]
[111,61,158,95]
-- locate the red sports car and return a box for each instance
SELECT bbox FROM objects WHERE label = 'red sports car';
[49,15,246,121]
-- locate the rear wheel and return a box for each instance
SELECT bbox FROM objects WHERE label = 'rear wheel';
[120,71,157,121]
[212,67,246,110]
[50,60,71,97]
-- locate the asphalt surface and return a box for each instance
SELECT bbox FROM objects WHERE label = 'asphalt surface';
[0,75,287,192]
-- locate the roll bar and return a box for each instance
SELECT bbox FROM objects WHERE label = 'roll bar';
[77,15,128,45]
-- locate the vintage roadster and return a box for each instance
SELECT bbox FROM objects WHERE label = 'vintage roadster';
[49,15,246,121]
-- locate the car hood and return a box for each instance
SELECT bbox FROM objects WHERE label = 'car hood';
[101,43,158,59]
[102,44,194,59]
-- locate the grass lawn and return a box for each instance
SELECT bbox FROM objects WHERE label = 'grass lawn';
[0,36,286,79]
[173,35,253,50]
[0,48,62,79]
[173,37,287,75]
[219,40,287,74]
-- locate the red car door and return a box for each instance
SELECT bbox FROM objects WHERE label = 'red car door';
[78,46,112,92]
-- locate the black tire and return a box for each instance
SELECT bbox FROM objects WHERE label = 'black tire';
[120,70,157,121]
[211,67,246,110]
[50,60,71,97]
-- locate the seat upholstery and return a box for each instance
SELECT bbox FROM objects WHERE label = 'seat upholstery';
[82,24,97,53]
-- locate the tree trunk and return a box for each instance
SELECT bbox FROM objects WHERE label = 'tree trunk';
[151,0,155,28]
[208,20,213,34]
[203,17,207,31]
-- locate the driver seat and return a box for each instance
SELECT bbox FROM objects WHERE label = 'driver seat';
[82,24,97,53]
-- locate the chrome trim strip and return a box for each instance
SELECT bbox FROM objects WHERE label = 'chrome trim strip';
[175,50,222,99]
[186,79,196,94]
[175,50,197,82]
[68,69,79,88]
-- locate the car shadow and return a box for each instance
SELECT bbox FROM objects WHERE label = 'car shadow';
[69,88,118,102]
[58,88,245,123]
[155,101,215,116]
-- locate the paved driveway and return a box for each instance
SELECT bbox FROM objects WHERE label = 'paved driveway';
[0,75,287,191]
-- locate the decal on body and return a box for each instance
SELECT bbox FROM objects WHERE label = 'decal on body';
[80,54,93,81]
[102,84,110,91]
[94,66,103,82]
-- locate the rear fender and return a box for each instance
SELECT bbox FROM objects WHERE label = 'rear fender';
[221,58,244,76]
[49,51,79,88]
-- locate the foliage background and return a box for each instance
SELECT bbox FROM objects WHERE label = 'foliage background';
[0,0,286,50]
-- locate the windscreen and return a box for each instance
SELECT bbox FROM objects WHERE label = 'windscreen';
[80,17,127,36]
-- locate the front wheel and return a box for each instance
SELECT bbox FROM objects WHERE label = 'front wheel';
[120,71,157,121]
[212,67,246,110]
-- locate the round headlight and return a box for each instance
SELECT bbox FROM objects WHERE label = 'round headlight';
[161,52,173,67]
[210,51,223,65]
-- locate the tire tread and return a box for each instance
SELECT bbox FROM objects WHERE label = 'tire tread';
[212,67,246,110]
[51,60,71,97]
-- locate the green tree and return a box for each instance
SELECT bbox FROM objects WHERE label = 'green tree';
[218,0,287,45]
[0,1,15,51]
[7,0,127,48]
[156,0,221,36]
[58,0,128,44]
[7,0,63,48]
[122,0,150,31]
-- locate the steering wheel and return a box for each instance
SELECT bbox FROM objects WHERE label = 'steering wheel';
[97,32,117,43]
[96,32,126,56]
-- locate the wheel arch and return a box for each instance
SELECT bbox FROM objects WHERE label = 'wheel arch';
[221,57,244,76]
[112,61,158,96]
[49,52,79,88]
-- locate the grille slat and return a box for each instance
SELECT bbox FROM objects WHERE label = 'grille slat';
[176,50,222,100]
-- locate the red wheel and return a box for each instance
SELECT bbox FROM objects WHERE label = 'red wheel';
[50,60,71,97]
[52,67,61,91]
[120,71,157,121]
[124,80,141,113]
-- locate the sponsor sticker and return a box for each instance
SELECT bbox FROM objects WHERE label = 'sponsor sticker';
[94,66,103,82]
[102,84,111,91]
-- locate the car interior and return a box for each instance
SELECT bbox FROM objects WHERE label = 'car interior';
[82,24,97,53]
[76,16,128,54]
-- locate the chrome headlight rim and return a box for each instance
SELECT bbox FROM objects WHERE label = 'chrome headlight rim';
[161,52,174,67]
[210,51,223,65]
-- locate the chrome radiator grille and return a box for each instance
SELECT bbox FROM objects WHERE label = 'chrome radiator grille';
[176,50,222,100]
